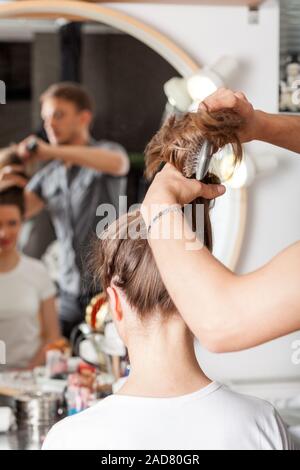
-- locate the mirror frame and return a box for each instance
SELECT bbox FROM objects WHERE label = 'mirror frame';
[0,0,247,270]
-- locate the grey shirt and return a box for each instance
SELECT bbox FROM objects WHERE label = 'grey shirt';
[27,140,128,298]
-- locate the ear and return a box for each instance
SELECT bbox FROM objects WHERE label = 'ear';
[79,110,92,128]
[107,286,123,322]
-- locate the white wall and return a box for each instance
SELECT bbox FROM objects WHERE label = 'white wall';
[106,0,300,382]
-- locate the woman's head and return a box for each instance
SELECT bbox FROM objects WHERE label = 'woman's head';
[93,210,180,343]
[0,147,25,253]
[92,203,215,345]
[0,187,24,253]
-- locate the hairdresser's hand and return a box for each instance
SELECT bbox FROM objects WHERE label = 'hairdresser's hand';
[0,165,28,191]
[17,135,50,162]
[141,163,226,223]
[199,87,259,143]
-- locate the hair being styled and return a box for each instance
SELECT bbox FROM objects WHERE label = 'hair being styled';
[40,82,94,113]
[145,109,244,180]
[93,210,177,319]
[145,109,244,251]
[0,146,26,216]
[0,145,23,169]
[92,109,244,319]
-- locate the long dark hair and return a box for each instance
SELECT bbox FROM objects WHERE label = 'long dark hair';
[0,146,26,216]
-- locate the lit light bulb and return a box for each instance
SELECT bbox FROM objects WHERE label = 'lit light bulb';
[164,77,192,113]
[209,147,255,189]
[187,70,222,102]
[187,56,239,102]
[226,158,254,189]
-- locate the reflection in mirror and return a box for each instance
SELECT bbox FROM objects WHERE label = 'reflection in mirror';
[0,18,179,367]
[0,17,179,270]
[0,18,178,202]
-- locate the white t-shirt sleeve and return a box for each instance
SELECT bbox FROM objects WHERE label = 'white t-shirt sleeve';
[36,263,56,301]
[273,410,296,450]
[261,404,295,450]
[42,422,67,450]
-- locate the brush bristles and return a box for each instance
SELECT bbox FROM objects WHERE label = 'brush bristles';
[183,144,204,178]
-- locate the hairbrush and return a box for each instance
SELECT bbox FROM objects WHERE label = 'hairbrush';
[183,139,214,181]
[26,137,39,154]
[183,139,215,235]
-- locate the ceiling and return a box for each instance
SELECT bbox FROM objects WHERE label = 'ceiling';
[13,0,265,5]
[86,0,264,5]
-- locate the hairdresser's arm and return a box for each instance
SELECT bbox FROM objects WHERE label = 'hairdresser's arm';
[0,165,27,192]
[141,164,300,353]
[17,136,129,177]
[202,87,300,154]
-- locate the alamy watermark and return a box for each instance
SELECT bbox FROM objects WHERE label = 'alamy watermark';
[291,339,300,366]
[0,340,6,365]
[95,197,206,251]
[0,80,6,104]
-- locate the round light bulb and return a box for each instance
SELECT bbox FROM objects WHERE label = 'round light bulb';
[187,68,223,102]
[164,77,192,112]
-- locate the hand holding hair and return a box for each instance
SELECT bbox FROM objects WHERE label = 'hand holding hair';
[200,87,300,154]
[199,87,258,144]
[143,107,244,249]
[141,162,225,218]
[0,148,28,192]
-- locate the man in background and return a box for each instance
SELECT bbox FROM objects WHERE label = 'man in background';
[0,82,129,338]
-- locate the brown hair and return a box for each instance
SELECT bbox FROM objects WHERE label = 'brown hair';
[0,145,23,169]
[145,109,244,251]
[0,188,25,217]
[40,82,94,113]
[145,109,244,180]
[92,110,244,319]
[92,210,177,319]
[0,146,25,216]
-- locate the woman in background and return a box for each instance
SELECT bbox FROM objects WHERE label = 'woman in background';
[0,150,60,369]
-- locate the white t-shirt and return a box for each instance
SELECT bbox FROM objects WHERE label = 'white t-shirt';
[0,255,56,368]
[43,381,295,450]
